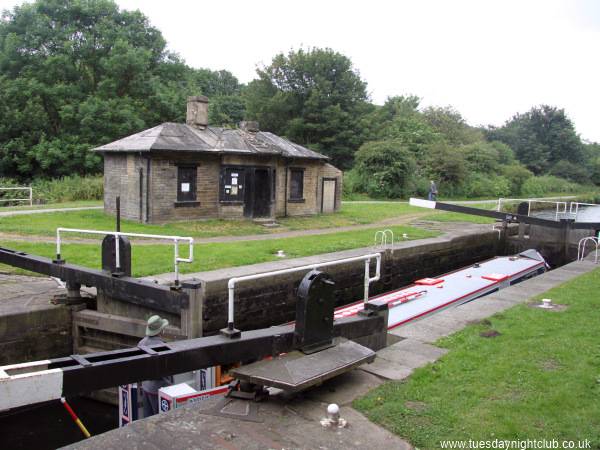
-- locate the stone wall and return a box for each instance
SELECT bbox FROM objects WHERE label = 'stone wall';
[104,153,148,221]
[150,153,220,222]
[196,228,505,334]
[103,152,342,223]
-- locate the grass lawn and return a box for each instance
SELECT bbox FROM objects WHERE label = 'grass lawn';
[421,203,497,224]
[354,268,600,449]
[0,202,424,238]
[0,224,438,277]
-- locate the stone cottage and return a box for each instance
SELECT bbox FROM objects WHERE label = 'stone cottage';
[93,96,342,223]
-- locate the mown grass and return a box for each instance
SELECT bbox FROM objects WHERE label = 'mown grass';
[354,268,600,449]
[0,202,425,238]
[0,224,438,277]
[421,202,497,224]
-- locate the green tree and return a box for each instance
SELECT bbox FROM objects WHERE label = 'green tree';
[367,96,441,158]
[422,106,482,146]
[486,105,584,174]
[244,47,371,169]
[353,140,417,198]
[549,160,590,183]
[0,0,245,179]
[500,164,533,195]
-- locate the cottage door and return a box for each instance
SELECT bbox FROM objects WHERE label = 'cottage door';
[252,168,271,218]
[322,179,336,213]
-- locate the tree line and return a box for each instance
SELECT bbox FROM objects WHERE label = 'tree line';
[1,0,598,198]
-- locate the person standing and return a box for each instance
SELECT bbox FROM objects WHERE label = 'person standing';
[138,315,173,417]
[428,180,438,201]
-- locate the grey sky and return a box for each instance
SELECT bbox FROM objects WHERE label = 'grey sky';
[1,0,599,142]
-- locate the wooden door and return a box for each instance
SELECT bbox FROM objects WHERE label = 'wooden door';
[322,179,336,213]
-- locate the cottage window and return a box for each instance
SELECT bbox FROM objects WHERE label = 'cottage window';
[177,166,197,202]
[220,167,245,202]
[289,168,304,200]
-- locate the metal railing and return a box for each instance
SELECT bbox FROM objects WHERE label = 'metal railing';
[225,252,382,332]
[569,202,599,217]
[577,236,599,263]
[496,198,570,221]
[0,186,32,206]
[56,228,194,284]
[527,200,567,220]
[374,229,394,251]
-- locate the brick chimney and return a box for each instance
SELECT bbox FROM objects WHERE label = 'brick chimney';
[186,96,209,129]
[239,121,259,132]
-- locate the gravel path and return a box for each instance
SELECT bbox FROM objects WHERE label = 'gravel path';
[0,213,430,245]
[0,206,103,217]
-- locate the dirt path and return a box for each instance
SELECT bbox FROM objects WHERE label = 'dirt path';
[0,212,432,245]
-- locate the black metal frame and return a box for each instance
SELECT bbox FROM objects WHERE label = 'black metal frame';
[433,201,600,230]
[43,314,383,397]
[0,246,188,314]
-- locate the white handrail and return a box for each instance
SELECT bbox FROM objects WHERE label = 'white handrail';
[569,202,599,217]
[0,186,32,206]
[56,228,194,284]
[577,236,599,263]
[374,229,394,251]
[527,200,567,220]
[225,252,382,332]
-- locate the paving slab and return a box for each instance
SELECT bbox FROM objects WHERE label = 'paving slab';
[539,271,579,283]
[388,318,454,343]
[303,368,384,406]
[483,290,524,305]
[377,340,448,369]
[64,386,411,450]
[359,356,414,380]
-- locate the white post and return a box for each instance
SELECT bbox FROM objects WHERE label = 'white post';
[56,229,61,260]
[28,187,33,207]
[174,239,180,285]
[227,283,235,330]
[364,258,371,303]
[115,235,121,270]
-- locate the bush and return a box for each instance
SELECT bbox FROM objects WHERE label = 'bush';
[500,164,533,195]
[342,169,361,197]
[353,140,417,198]
[549,160,590,183]
[0,175,104,204]
[464,173,511,198]
[0,177,26,206]
[31,175,104,203]
[520,175,581,196]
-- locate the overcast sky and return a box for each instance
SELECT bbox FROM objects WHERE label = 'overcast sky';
[1,0,599,142]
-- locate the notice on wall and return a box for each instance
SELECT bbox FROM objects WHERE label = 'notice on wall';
[181,183,190,193]
[231,177,238,184]
[231,186,238,195]
[231,173,238,177]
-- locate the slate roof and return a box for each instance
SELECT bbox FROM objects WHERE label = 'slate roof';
[92,123,328,160]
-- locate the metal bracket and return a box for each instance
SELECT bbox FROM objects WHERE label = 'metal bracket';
[70,354,92,368]
[295,270,336,354]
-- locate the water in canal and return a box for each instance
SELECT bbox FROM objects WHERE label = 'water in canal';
[0,397,117,449]
[532,205,600,224]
